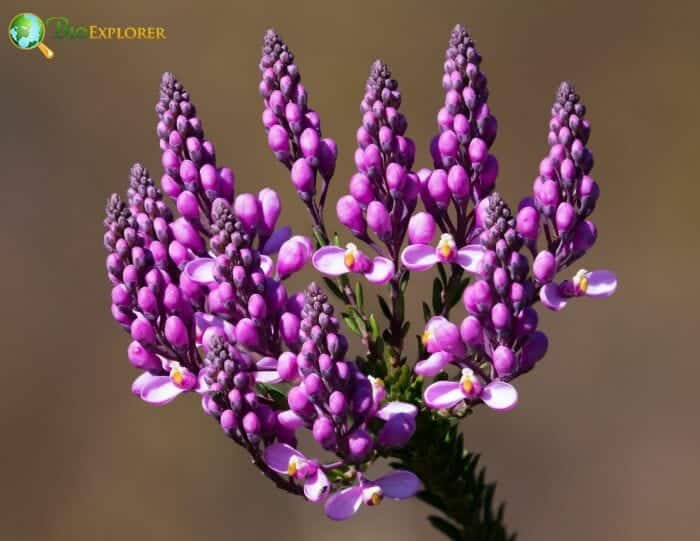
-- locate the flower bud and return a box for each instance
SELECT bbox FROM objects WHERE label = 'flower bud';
[366,201,392,238]
[533,250,556,283]
[493,345,515,376]
[408,212,436,244]
[336,195,366,235]
[164,315,189,348]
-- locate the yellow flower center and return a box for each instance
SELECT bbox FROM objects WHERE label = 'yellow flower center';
[437,233,456,259]
[573,269,590,294]
[344,243,359,269]
[287,455,299,477]
[460,368,476,394]
[169,363,184,386]
[421,329,432,346]
[365,486,384,506]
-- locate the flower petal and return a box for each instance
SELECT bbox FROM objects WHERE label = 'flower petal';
[376,401,418,421]
[184,257,216,285]
[261,226,292,255]
[415,351,453,376]
[585,270,617,298]
[456,245,486,273]
[540,283,568,311]
[376,470,422,500]
[325,486,364,521]
[481,381,518,411]
[364,256,395,284]
[376,414,416,448]
[131,372,158,396]
[259,254,274,276]
[140,376,184,405]
[263,443,303,474]
[312,246,349,276]
[255,370,281,384]
[400,244,439,271]
[423,380,466,410]
[304,469,330,503]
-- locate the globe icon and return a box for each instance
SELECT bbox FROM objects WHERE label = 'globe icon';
[8,13,44,49]
[8,12,54,58]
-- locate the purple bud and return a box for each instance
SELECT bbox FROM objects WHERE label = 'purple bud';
[290,158,315,194]
[516,206,540,241]
[220,410,236,432]
[493,345,515,376]
[234,193,260,230]
[171,218,204,253]
[386,163,407,191]
[137,287,158,316]
[279,313,300,347]
[164,315,189,348]
[288,386,313,416]
[111,284,131,307]
[336,195,366,235]
[277,236,312,278]
[127,341,160,371]
[346,428,373,462]
[479,155,499,194]
[427,169,450,207]
[438,130,459,157]
[278,352,299,382]
[312,416,336,447]
[408,212,436,244]
[235,318,259,349]
[468,138,488,163]
[555,202,576,234]
[329,391,347,415]
[218,167,235,201]
[377,413,415,448]
[533,251,556,283]
[491,303,511,329]
[460,316,483,346]
[366,201,392,238]
[258,188,281,234]
[176,191,200,219]
[447,164,469,198]
[163,283,182,312]
[435,321,466,357]
[520,331,548,372]
[242,411,261,435]
[349,173,374,206]
[247,293,268,320]
[320,139,338,178]
[130,317,156,345]
[300,128,320,158]
[572,219,597,253]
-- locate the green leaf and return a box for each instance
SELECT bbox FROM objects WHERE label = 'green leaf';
[341,312,361,335]
[322,278,347,302]
[368,314,380,341]
[400,270,410,292]
[400,321,410,338]
[422,302,432,322]
[312,226,326,248]
[354,282,364,310]
[437,263,447,285]
[378,295,392,320]
[428,515,462,541]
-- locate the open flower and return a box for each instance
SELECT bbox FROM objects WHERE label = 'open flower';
[540,268,617,311]
[401,233,485,272]
[263,443,330,502]
[424,368,518,412]
[324,470,422,520]
[312,243,394,284]
[131,362,208,405]
[375,401,418,448]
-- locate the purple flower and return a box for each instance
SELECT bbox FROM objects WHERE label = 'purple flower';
[540,269,617,311]
[312,244,394,284]
[423,369,518,412]
[401,234,484,272]
[131,362,208,406]
[324,470,422,520]
[376,401,418,448]
[264,443,330,502]
[276,235,313,278]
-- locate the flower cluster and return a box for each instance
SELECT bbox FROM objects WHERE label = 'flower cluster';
[102,25,616,528]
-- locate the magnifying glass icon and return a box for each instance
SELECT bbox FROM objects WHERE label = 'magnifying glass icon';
[8,13,54,59]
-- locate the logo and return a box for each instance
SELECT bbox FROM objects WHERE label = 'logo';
[8,13,167,59]
[8,12,54,59]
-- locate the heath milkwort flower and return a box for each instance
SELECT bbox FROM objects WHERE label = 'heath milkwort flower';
[324,470,422,520]
[260,28,338,226]
[338,60,418,263]
[103,24,617,528]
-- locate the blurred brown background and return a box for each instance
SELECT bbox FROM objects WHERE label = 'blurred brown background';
[1,0,698,539]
